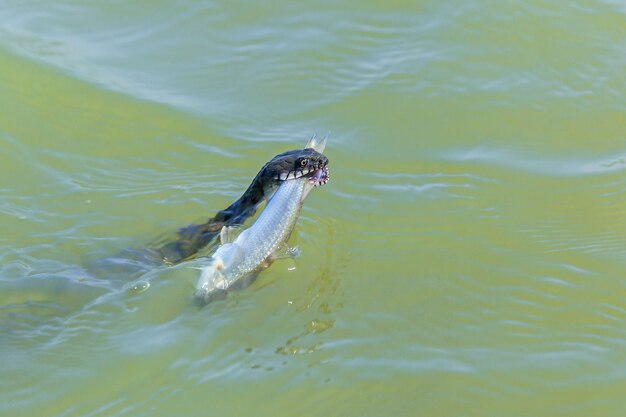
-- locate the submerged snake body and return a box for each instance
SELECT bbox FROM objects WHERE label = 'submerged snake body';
[157,147,329,263]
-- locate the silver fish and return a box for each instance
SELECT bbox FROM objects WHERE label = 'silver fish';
[195,135,329,303]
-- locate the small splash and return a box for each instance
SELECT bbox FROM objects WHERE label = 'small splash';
[130,281,150,293]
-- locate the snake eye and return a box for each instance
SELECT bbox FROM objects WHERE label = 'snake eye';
[299,158,308,167]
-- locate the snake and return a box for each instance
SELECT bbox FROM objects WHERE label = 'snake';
[156,146,329,263]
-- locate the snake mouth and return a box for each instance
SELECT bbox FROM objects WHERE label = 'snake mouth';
[276,165,329,187]
[309,166,329,187]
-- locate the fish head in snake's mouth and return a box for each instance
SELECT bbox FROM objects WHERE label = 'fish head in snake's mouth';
[269,148,329,187]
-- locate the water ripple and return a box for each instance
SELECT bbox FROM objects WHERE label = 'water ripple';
[445,146,626,176]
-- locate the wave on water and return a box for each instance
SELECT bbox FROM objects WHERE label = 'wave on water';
[444,146,626,177]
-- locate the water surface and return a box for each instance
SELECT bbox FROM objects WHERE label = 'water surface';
[2,1,626,416]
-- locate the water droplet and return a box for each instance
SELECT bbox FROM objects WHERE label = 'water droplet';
[131,281,150,293]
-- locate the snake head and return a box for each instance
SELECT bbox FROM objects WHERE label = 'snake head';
[268,147,329,186]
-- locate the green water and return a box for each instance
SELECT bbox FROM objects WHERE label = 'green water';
[2,1,626,416]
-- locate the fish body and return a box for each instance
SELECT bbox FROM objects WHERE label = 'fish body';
[195,136,328,303]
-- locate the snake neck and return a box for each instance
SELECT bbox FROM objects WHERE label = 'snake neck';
[211,161,277,226]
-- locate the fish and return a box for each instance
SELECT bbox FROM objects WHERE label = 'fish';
[195,135,330,304]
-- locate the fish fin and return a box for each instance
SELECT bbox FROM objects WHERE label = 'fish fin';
[219,226,240,244]
[196,261,228,301]
[305,133,327,153]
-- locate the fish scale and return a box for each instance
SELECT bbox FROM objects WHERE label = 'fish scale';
[218,176,308,285]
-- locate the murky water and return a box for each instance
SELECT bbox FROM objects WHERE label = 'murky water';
[2,1,626,416]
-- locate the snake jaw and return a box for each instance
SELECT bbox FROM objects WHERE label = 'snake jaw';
[277,164,327,182]
[277,161,329,187]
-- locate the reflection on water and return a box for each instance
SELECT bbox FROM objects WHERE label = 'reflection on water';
[276,263,342,356]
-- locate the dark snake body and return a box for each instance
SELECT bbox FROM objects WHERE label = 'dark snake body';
[156,148,328,263]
